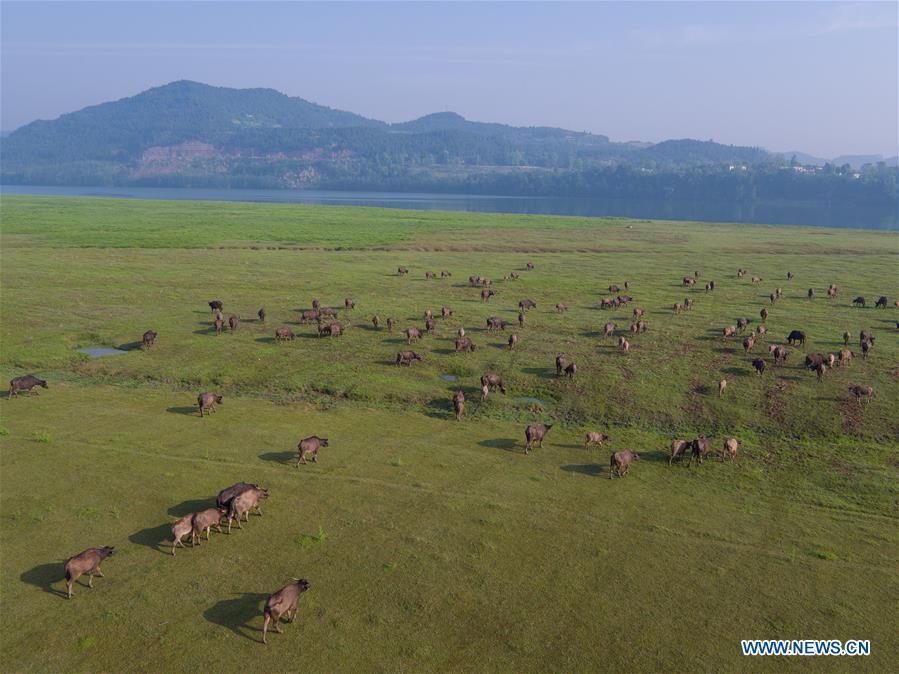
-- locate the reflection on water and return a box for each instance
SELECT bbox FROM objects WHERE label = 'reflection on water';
[2,185,894,230]
[78,347,128,358]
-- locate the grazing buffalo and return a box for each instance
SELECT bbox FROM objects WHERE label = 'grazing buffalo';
[814,362,827,380]
[318,307,338,318]
[564,362,577,378]
[787,330,806,346]
[684,298,694,310]
[722,326,737,339]
[387,317,396,332]
[508,334,518,350]
[299,310,319,324]
[405,327,422,344]
[603,322,617,337]
[319,322,343,338]
[312,299,321,310]
[859,330,874,346]
[481,288,495,302]
[673,302,682,314]
[425,271,436,280]
[508,271,519,280]
[518,312,525,327]
[297,436,328,465]
[770,344,788,365]
[669,439,690,465]
[453,391,465,421]
[852,297,866,307]
[424,309,434,320]
[191,507,226,545]
[441,306,453,318]
[142,330,157,349]
[752,358,766,375]
[619,338,630,353]
[705,281,715,293]
[228,315,240,332]
[718,378,727,396]
[683,276,696,286]
[618,295,634,305]
[737,268,747,277]
[227,487,268,532]
[609,450,639,478]
[396,351,424,366]
[751,276,762,284]
[518,299,537,311]
[425,318,436,335]
[633,320,647,334]
[838,349,854,367]
[457,327,466,338]
[275,326,295,342]
[198,392,223,417]
[441,271,452,278]
[787,271,794,280]
[171,514,193,555]
[633,307,644,319]
[65,546,115,599]
[760,308,768,322]
[468,276,479,287]
[455,337,476,352]
[808,288,815,299]
[722,438,739,462]
[344,298,355,311]
[486,316,504,332]
[262,579,311,645]
[526,262,535,270]
[805,353,825,370]
[556,303,567,313]
[769,292,777,304]
[258,308,266,322]
[481,373,507,394]
[216,482,259,510]
[875,296,888,308]
[209,300,223,313]
[599,298,616,310]
[584,432,609,449]
[689,438,711,466]
[737,317,749,332]
[480,384,489,402]
[843,330,851,345]
[624,280,630,290]
[397,267,409,275]
[9,374,48,397]
[372,315,380,329]
[742,335,755,352]
[555,355,567,376]
[524,424,552,453]
[609,285,620,293]
[756,325,767,337]
[848,384,873,403]
[861,340,872,360]
[214,318,224,335]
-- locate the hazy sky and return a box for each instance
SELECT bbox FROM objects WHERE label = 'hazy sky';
[1,1,896,157]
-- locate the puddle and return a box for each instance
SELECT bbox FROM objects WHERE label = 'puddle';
[78,347,129,358]
[514,396,550,407]
[440,374,458,382]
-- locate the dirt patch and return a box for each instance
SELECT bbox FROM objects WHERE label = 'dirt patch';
[763,379,793,426]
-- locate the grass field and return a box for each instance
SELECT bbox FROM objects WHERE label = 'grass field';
[1,195,897,672]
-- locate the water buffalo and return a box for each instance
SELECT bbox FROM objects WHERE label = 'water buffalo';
[64,546,115,599]
[405,327,422,344]
[737,268,747,278]
[191,507,226,545]
[722,438,739,462]
[425,318,436,335]
[787,330,806,346]
[397,267,409,275]
[275,326,295,342]
[859,330,874,346]
[518,312,525,327]
[441,306,453,318]
[718,378,727,396]
[387,317,396,332]
[486,316,504,332]
[669,439,690,465]
[198,392,223,417]
[209,300,223,313]
[683,276,696,286]
[787,271,794,280]
[262,579,311,645]
[633,307,644,319]
[756,325,768,337]
[814,362,827,380]
[372,315,380,329]
[345,298,355,311]
[518,299,536,311]
[555,355,566,376]
[673,302,682,314]
[564,362,577,378]
[737,317,749,332]
[848,384,873,403]
[843,330,851,345]
[861,340,872,360]
[216,482,259,509]
[805,353,825,370]
[760,308,768,322]
[751,276,762,284]
[689,438,711,466]
[508,271,519,280]
[852,296,865,307]
[481,288,495,302]
[684,298,694,310]
[228,315,240,332]
[526,262,535,270]
[722,326,737,339]
[441,271,452,278]
[619,338,630,353]
[770,344,788,365]
[214,317,224,335]
[584,432,609,449]
[258,308,266,322]
[610,449,639,478]
[480,384,489,402]
[171,514,193,555]
[457,327,466,338]
[838,349,854,367]
[312,299,321,310]
[425,271,436,280]
[455,337,476,352]
[468,275,479,287]
[297,436,328,465]
[524,424,552,453]
[742,335,755,352]
[556,303,567,313]
[453,390,465,421]
[318,307,338,318]
[396,351,424,366]
[808,288,815,299]
[769,292,777,304]
[142,330,157,349]
[481,373,507,394]
[705,282,714,293]
[8,375,48,397]
[603,322,617,337]
[875,296,888,308]
[752,358,766,375]
[508,334,518,350]
[609,284,620,293]
[227,487,269,532]
[299,310,319,324]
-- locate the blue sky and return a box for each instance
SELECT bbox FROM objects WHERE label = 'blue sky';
[1,1,896,157]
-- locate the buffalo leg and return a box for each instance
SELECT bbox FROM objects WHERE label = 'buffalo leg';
[262,614,270,644]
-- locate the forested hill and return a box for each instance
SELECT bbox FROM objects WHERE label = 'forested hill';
[1,80,895,217]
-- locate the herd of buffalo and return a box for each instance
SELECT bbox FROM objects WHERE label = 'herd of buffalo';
[6,259,893,644]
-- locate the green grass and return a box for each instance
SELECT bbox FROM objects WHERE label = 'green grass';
[1,196,897,672]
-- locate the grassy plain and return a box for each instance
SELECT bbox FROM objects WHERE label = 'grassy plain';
[1,196,897,672]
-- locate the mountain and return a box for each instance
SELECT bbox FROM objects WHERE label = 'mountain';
[832,154,886,169]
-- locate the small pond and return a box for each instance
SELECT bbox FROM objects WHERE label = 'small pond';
[440,374,458,382]
[78,347,129,358]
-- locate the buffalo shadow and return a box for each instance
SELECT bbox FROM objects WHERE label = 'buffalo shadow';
[259,451,296,466]
[478,438,520,453]
[166,406,199,416]
[20,562,68,598]
[168,498,215,518]
[129,522,175,554]
[560,464,603,476]
[204,592,269,642]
